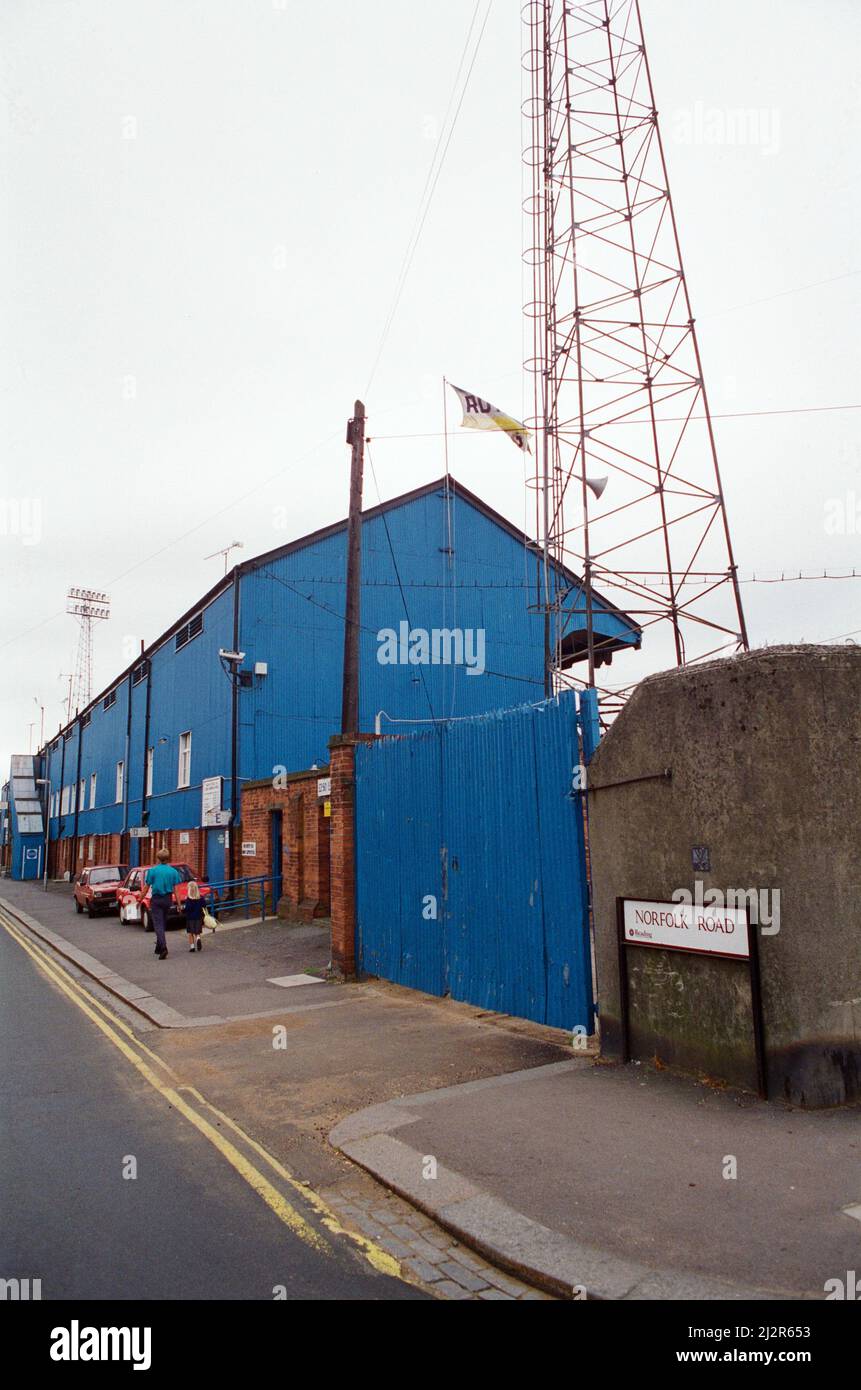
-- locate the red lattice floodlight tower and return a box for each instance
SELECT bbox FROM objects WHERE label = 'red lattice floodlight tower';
[523,0,749,705]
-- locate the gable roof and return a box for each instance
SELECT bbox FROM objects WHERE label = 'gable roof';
[40,475,639,749]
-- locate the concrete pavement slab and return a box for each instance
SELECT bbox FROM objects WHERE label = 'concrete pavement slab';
[330,1058,860,1300]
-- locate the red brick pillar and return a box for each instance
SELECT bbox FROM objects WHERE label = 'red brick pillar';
[328,737,357,979]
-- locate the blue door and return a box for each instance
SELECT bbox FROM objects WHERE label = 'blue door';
[206,828,225,886]
[19,840,42,880]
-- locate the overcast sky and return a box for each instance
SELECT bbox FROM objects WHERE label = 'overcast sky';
[1,0,859,770]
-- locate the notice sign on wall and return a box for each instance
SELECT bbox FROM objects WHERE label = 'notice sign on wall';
[201,776,223,827]
[622,898,750,960]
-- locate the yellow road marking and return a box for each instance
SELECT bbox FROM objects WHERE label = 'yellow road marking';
[179,1086,400,1278]
[0,907,401,1274]
[0,909,184,1073]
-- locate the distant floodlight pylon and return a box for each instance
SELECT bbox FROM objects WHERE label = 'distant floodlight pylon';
[66,587,111,717]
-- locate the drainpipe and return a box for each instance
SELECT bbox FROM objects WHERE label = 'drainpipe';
[57,729,67,875]
[123,668,133,845]
[229,571,241,881]
[141,651,152,832]
[71,716,83,870]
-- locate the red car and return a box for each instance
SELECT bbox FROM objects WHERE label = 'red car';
[74,865,129,918]
[116,863,212,931]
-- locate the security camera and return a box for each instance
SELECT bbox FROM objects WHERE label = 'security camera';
[218,649,246,663]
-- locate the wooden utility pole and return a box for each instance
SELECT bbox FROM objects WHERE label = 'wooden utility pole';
[340,400,365,735]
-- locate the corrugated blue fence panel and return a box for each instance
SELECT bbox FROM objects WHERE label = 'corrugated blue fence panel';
[355,693,592,1031]
[355,730,446,996]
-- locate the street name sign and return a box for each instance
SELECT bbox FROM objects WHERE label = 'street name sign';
[622,898,750,960]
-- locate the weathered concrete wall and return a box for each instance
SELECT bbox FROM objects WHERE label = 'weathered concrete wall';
[588,645,861,1107]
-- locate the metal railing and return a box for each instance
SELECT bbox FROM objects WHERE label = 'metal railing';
[204,874,279,922]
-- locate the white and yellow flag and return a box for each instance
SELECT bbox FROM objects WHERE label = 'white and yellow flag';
[450,383,532,454]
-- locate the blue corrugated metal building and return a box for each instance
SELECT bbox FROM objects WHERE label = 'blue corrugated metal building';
[5,477,640,882]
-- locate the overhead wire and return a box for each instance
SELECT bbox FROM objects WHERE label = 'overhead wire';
[363,0,494,396]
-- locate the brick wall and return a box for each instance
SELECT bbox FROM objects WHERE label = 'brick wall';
[49,827,210,879]
[239,769,331,920]
[327,734,376,980]
[328,740,355,977]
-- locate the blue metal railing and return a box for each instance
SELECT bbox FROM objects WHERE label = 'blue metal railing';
[204,874,276,922]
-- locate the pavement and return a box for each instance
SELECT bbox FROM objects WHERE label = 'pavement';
[331,1060,861,1300]
[0,878,335,1025]
[3,878,858,1302]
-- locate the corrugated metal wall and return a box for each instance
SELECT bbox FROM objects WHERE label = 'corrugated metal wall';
[238,486,551,779]
[355,693,593,1032]
[35,483,633,858]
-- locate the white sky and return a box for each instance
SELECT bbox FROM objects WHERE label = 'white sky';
[1,0,859,770]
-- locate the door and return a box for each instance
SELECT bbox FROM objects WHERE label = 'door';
[20,844,41,881]
[206,828,225,886]
[270,810,283,909]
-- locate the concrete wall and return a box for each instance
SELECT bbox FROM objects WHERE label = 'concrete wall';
[588,645,861,1108]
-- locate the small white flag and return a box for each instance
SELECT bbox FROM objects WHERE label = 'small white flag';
[450,383,532,453]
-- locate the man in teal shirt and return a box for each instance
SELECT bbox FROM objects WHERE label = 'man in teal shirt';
[145,849,181,960]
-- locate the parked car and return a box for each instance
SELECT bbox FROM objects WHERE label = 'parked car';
[74,865,129,918]
[116,863,212,931]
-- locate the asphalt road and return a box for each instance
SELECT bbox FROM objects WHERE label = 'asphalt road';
[0,924,423,1301]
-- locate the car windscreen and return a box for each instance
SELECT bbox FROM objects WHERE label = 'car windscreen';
[172,865,193,882]
[90,867,122,884]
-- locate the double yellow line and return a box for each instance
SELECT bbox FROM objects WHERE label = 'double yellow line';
[0,906,400,1282]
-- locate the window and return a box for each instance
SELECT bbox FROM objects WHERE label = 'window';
[177,732,191,789]
[175,612,204,651]
[115,761,124,804]
[90,772,97,808]
[78,779,86,812]
[80,710,91,729]
[103,690,117,711]
[146,747,154,797]
[132,660,149,685]
[89,835,95,859]
[90,867,118,884]
[78,840,84,859]
[61,786,71,816]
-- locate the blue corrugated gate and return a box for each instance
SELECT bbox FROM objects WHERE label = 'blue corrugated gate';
[355,693,594,1031]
